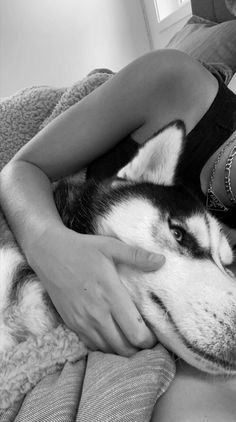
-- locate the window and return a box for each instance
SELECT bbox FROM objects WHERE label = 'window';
[154,0,190,21]
[140,0,192,49]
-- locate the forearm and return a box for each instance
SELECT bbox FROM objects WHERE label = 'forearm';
[0,159,64,262]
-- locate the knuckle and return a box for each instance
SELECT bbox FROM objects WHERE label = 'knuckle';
[118,347,137,357]
[132,247,140,263]
[105,236,118,247]
[130,333,150,348]
[132,247,150,264]
[87,309,107,327]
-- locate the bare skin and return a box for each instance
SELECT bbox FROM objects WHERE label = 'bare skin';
[151,137,236,421]
[1,49,236,419]
[151,359,236,422]
[0,49,218,352]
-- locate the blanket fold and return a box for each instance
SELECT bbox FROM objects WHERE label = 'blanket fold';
[0,70,176,421]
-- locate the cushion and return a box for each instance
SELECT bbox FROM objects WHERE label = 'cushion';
[166,15,236,84]
[225,0,236,17]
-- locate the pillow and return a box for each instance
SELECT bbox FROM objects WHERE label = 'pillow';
[225,0,236,17]
[166,15,236,84]
[199,61,233,85]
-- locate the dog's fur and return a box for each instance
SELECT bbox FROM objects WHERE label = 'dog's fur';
[1,121,236,375]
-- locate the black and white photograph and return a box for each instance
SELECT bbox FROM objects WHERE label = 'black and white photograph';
[1,1,236,420]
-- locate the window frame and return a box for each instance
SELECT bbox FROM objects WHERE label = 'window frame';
[140,0,192,49]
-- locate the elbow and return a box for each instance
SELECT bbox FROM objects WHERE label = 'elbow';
[1,157,51,185]
[0,159,50,209]
[1,157,34,179]
[0,159,28,197]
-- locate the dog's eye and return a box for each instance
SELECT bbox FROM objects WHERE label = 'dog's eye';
[171,227,184,243]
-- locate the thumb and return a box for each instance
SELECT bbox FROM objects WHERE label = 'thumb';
[110,241,165,272]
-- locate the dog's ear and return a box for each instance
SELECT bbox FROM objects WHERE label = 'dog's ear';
[117,120,185,185]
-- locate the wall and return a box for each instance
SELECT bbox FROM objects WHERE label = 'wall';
[0,0,151,97]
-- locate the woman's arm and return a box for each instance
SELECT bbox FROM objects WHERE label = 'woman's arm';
[0,159,163,356]
[0,50,217,353]
[1,51,178,354]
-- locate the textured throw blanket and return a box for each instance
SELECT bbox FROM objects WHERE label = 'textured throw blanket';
[0,70,175,421]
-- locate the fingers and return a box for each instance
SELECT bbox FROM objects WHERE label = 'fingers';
[99,316,139,356]
[72,310,153,357]
[70,273,157,356]
[78,331,113,353]
[110,281,157,350]
[74,311,139,356]
[101,260,157,350]
[96,240,160,351]
[47,233,161,355]
[80,318,139,356]
[107,238,165,272]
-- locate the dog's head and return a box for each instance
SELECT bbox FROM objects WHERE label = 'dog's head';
[96,121,236,374]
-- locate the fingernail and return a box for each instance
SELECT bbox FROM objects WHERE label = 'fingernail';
[149,253,165,265]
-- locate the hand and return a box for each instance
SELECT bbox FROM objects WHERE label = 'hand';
[29,226,165,356]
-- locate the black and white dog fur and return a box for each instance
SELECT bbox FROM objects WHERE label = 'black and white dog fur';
[1,121,236,375]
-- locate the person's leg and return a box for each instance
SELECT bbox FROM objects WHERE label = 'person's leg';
[151,360,236,422]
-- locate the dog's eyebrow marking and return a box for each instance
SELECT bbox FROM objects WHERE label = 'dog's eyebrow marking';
[204,213,223,267]
[204,212,213,251]
[185,213,211,251]
[205,213,233,268]
[150,292,236,371]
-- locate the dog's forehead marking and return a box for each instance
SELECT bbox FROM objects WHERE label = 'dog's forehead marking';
[97,197,161,246]
[185,214,211,250]
[185,212,233,266]
[207,214,234,266]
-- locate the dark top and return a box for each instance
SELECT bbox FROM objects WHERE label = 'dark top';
[87,74,236,228]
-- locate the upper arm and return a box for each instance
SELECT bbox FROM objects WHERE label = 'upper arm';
[12,54,158,181]
[12,49,217,182]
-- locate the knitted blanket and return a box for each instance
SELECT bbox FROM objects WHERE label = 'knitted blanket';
[0,71,175,421]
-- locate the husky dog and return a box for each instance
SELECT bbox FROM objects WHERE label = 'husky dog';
[1,121,236,375]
